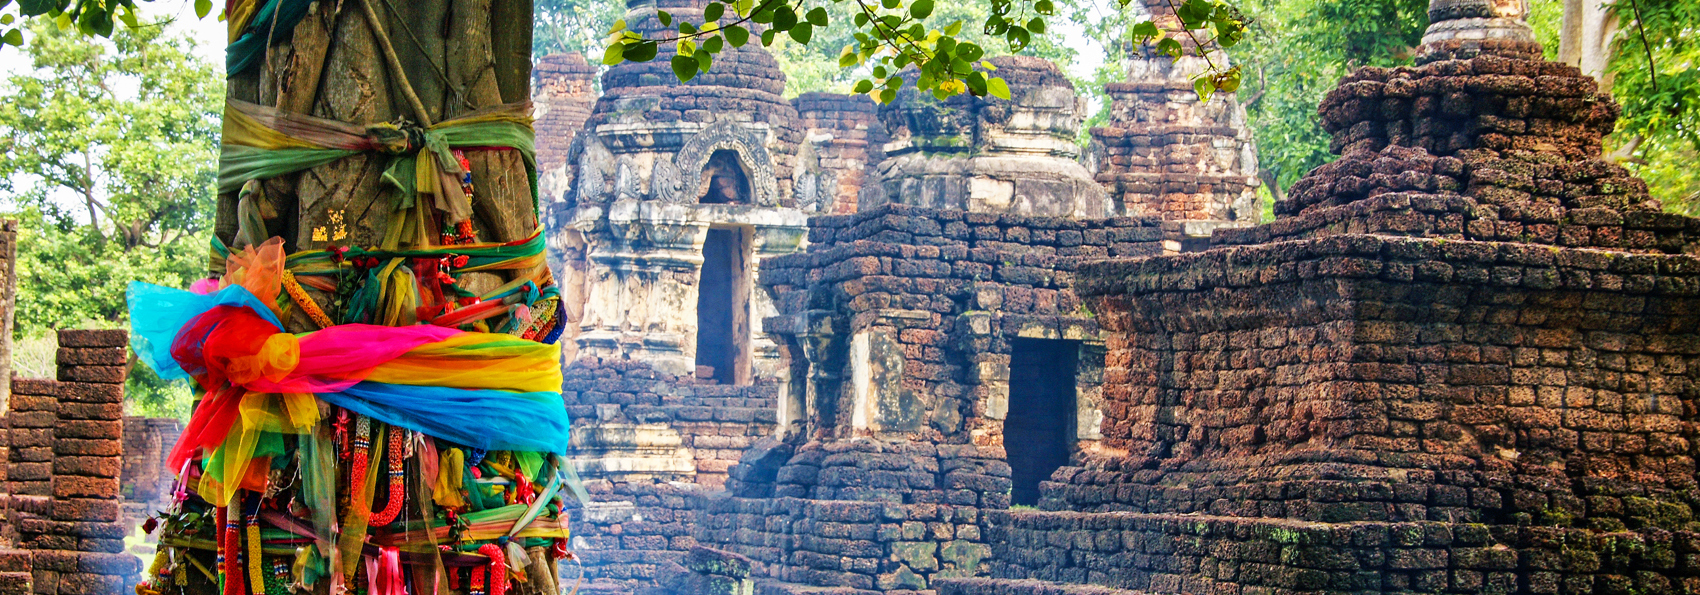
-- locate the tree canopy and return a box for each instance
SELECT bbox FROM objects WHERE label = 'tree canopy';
[0,19,222,417]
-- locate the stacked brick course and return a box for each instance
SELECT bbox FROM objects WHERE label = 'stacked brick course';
[792,92,887,215]
[560,361,778,593]
[665,204,1163,592]
[562,360,779,488]
[2,330,139,595]
[534,52,599,179]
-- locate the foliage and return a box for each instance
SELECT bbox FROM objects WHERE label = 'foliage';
[535,0,628,58]
[600,0,1245,101]
[0,21,221,419]
[0,0,214,48]
[1226,0,1428,191]
[1604,0,1700,213]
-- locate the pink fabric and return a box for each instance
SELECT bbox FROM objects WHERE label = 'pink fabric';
[190,278,221,295]
[367,547,405,595]
[246,323,461,394]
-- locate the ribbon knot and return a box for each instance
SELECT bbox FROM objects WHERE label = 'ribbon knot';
[225,333,301,385]
[363,123,424,157]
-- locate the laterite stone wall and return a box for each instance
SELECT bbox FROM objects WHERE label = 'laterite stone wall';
[1,330,140,595]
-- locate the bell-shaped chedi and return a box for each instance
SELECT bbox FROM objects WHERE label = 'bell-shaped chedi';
[557,0,808,383]
[1088,0,1260,241]
[862,56,1111,218]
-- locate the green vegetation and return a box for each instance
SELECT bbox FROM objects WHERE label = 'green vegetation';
[0,20,222,419]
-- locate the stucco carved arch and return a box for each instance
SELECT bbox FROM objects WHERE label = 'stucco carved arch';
[670,120,780,206]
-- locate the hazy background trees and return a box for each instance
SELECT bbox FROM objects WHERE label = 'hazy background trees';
[0,21,221,418]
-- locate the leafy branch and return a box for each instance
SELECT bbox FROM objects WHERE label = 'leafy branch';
[1128,0,1247,100]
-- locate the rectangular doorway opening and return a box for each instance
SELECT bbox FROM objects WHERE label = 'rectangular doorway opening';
[696,227,751,385]
[1006,338,1080,506]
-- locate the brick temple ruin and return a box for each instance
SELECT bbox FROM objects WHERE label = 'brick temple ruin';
[533,0,1700,592]
[0,0,1687,591]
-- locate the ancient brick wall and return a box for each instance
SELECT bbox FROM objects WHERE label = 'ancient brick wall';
[119,417,180,550]
[560,360,778,593]
[982,7,1700,593]
[653,204,1164,593]
[760,204,1161,447]
[534,52,598,180]
[562,360,779,489]
[791,92,886,215]
[1087,0,1258,227]
[1,329,140,595]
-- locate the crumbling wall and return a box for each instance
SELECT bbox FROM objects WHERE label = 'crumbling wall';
[1,330,140,595]
[792,92,887,215]
[560,360,778,593]
[981,6,1700,593]
[667,204,1163,593]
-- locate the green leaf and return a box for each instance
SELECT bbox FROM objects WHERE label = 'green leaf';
[853,79,874,93]
[115,6,138,28]
[1194,77,1215,102]
[881,0,900,9]
[987,77,1010,100]
[839,47,859,68]
[672,54,700,81]
[1007,26,1029,50]
[789,22,811,43]
[854,12,869,26]
[1130,21,1159,40]
[955,42,982,62]
[1034,0,1054,14]
[17,0,54,16]
[1026,17,1044,34]
[735,0,754,17]
[0,14,11,25]
[807,7,828,26]
[910,0,933,19]
[602,42,626,65]
[679,21,697,34]
[943,20,962,36]
[704,35,724,53]
[1156,37,1182,59]
[966,71,987,94]
[704,2,724,21]
[623,40,659,62]
[773,6,797,29]
[657,10,672,26]
[879,87,897,104]
[723,25,749,46]
[194,0,212,19]
[761,28,775,45]
[695,48,713,71]
[608,19,627,35]
[0,28,21,46]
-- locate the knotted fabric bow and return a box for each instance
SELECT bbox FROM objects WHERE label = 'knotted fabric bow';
[129,242,568,506]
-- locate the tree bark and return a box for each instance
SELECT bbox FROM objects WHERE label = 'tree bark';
[1560,0,1619,85]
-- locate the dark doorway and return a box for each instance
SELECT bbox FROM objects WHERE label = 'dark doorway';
[698,150,751,204]
[1006,338,1079,506]
[695,227,751,385]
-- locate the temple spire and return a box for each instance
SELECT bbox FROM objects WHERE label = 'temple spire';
[1418,0,1543,61]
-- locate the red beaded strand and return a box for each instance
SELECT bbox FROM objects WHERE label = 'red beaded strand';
[367,428,407,526]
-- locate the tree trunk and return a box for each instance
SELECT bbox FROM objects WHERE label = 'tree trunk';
[1559,0,1619,85]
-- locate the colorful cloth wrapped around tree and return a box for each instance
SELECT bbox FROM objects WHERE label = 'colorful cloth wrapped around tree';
[130,236,580,595]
